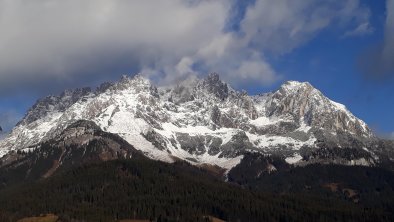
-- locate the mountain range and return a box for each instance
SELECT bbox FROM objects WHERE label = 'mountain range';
[1,73,393,173]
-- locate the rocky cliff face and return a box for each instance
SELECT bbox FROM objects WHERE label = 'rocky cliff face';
[17,87,93,126]
[0,73,387,170]
[262,81,370,137]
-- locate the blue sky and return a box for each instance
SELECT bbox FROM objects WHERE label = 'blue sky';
[0,0,393,137]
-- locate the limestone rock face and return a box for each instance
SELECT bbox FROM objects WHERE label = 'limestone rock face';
[263,81,370,138]
[197,73,229,101]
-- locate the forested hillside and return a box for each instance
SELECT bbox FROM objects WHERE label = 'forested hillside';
[0,157,392,222]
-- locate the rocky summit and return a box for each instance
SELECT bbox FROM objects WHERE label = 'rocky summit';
[0,73,392,170]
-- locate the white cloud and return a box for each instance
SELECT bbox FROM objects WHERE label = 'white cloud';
[0,0,373,92]
[232,56,279,85]
[343,22,374,37]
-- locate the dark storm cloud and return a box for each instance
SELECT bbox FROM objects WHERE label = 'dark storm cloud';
[0,50,142,96]
[0,0,231,92]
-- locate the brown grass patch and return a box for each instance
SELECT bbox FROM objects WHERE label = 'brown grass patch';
[198,164,226,177]
[204,215,226,222]
[322,183,340,192]
[17,214,58,222]
[118,220,150,222]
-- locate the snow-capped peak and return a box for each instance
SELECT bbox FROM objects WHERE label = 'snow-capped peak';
[281,80,312,91]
